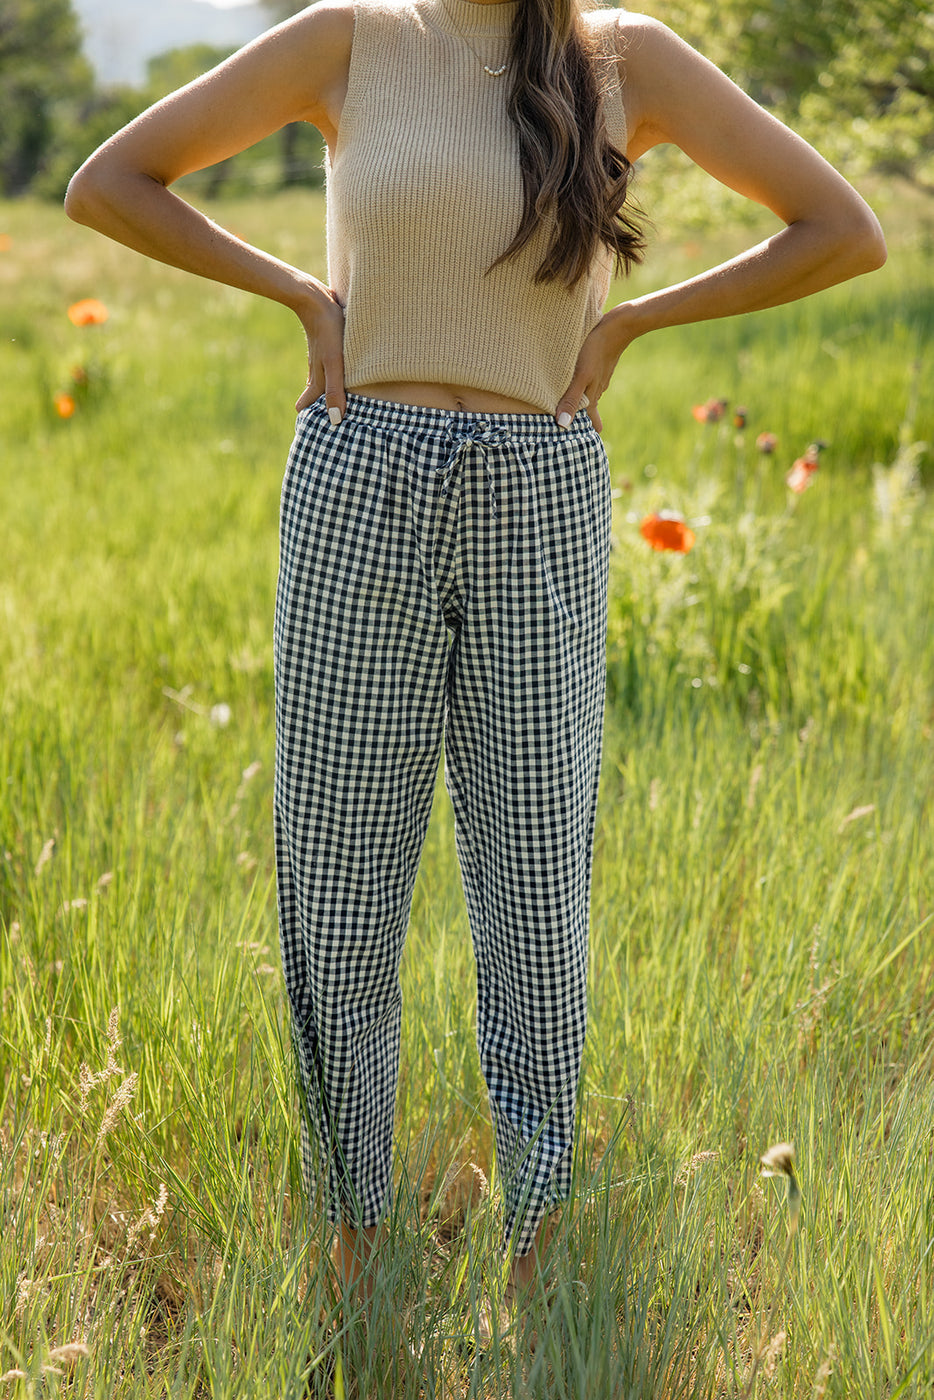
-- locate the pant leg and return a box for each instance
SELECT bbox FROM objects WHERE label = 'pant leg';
[274,398,450,1229]
[443,418,612,1257]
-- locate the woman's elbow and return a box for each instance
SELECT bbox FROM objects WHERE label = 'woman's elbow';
[64,148,137,229]
[841,202,887,276]
[64,162,103,227]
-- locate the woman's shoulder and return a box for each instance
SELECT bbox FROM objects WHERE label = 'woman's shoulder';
[337,0,419,23]
[293,0,418,43]
[582,7,678,55]
[287,0,355,53]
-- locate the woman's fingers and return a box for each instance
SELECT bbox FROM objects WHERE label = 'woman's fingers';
[296,288,346,420]
[295,378,322,411]
[555,352,607,431]
[555,308,634,430]
[555,373,590,430]
[322,340,347,424]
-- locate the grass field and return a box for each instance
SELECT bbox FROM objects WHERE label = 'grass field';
[1,184,933,1398]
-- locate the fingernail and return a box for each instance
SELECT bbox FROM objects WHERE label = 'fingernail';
[557,411,572,429]
[328,407,342,426]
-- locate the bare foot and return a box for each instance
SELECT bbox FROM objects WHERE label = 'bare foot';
[331,1221,380,1301]
[507,1213,557,1302]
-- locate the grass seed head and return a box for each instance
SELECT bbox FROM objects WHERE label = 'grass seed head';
[812,1348,836,1399]
[96,1073,139,1143]
[764,1329,786,1378]
[760,1142,802,1234]
[48,1343,90,1364]
[34,837,56,876]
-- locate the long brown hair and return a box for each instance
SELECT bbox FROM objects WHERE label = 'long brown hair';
[494,0,645,287]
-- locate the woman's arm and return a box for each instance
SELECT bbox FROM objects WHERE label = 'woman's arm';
[65,1,354,417]
[556,14,886,428]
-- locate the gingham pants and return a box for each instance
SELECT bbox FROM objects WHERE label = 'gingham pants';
[273,393,611,1256]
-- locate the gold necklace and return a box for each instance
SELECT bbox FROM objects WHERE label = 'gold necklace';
[441,0,509,76]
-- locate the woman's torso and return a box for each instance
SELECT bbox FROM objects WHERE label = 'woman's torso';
[320,0,629,415]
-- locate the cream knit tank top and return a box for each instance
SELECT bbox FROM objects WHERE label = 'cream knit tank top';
[326,0,628,414]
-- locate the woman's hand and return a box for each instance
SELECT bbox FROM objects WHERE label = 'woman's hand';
[295,287,347,422]
[554,304,638,431]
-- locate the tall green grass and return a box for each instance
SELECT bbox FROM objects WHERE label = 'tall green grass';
[1,189,932,1397]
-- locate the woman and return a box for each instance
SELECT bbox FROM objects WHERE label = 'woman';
[65,0,885,1305]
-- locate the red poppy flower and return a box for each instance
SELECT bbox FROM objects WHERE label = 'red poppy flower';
[756,431,778,454]
[691,398,728,424]
[785,443,823,494]
[640,511,696,553]
[67,298,109,326]
[54,391,77,419]
[733,408,747,429]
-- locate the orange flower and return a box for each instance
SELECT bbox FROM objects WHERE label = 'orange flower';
[0,234,12,253]
[691,397,728,424]
[785,459,816,493]
[54,391,77,419]
[733,407,747,429]
[785,442,823,494]
[67,298,109,326]
[640,511,696,553]
[756,431,778,454]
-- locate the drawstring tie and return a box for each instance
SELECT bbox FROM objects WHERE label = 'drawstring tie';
[437,418,511,519]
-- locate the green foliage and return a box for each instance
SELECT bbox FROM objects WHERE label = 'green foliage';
[145,40,234,94]
[33,86,151,201]
[260,0,305,17]
[631,0,934,225]
[795,2,934,190]
[34,36,326,202]
[0,193,933,1394]
[0,0,93,194]
[141,44,325,199]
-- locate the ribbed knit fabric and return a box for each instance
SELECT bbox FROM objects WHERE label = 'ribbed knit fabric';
[326,0,628,413]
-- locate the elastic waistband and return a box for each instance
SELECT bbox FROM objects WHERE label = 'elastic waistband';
[306,393,597,443]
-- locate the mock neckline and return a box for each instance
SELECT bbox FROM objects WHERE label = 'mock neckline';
[423,0,518,38]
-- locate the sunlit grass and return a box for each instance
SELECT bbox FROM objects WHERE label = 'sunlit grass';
[0,189,932,1396]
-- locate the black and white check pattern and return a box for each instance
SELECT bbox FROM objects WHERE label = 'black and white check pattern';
[274,393,611,1256]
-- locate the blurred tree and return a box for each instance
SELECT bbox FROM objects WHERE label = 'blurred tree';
[650,0,933,188]
[259,0,305,17]
[634,0,933,227]
[795,0,934,192]
[145,39,325,195]
[258,0,319,184]
[35,85,148,199]
[146,41,232,95]
[0,0,93,194]
[36,46,232,200]
[37,37,325,200]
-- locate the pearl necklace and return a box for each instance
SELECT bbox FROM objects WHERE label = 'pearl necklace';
[441,0,509,76]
